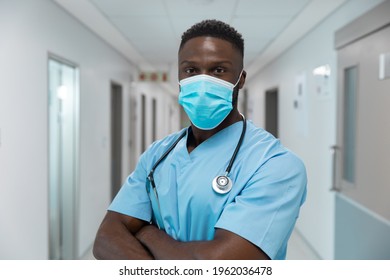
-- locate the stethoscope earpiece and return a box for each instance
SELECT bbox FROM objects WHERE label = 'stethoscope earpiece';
[212,175,233,194]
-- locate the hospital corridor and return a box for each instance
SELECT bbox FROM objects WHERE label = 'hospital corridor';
[1,0,390,260]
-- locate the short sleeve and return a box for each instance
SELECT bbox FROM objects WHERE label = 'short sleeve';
[108,152,152,222]
[215,152,307,260]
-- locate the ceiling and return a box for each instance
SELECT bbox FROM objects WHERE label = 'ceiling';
[54,0,347,81]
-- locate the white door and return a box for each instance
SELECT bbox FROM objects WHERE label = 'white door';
[334,21,390,259]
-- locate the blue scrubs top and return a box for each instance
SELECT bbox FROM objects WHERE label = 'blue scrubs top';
[109,120,307,260]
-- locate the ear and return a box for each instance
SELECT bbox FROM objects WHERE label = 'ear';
[238,70,247,89]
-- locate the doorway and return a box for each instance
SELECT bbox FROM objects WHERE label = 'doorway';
[48,56,79,260]
[111,82,123,199]
[265,88,279,137]
[152,98,157,142]
[141,94,146,152]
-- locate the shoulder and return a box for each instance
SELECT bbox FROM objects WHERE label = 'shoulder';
[243,121,284,159]
[140,128,187,165]
[244,121,307,177]
[149,128,187,152]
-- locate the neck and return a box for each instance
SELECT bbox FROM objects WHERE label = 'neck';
[187,109,242,153]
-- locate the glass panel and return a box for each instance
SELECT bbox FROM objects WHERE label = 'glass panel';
[48,58,79,259]
[343,66,358,184]
[48,59,61,260]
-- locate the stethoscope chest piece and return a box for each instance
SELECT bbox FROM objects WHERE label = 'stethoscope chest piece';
[212,175,233,194]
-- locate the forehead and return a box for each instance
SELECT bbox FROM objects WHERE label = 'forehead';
[178,36,242,65]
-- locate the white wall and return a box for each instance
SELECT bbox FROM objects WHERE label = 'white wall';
[244,0,384,259]
[0,0,136,259]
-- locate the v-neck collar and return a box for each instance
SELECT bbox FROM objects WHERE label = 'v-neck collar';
[183,121,243,159]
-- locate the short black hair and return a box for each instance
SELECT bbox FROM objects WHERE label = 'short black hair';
[179,19,244,58]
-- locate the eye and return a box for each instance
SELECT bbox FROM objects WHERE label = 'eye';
[213,67,226,74]
[184,67,196,74]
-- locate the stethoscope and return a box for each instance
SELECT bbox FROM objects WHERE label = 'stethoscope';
[146,114,246,229]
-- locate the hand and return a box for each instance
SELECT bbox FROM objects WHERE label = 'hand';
[135,224,160,244]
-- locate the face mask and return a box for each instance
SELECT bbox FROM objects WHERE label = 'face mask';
[178,72,242,130]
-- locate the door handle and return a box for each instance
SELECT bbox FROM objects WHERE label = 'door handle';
[330,145,341,192]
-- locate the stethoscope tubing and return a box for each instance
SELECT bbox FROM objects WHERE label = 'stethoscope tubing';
[146,114,246,229]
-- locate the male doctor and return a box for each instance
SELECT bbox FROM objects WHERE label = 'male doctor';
[93,19,307,260]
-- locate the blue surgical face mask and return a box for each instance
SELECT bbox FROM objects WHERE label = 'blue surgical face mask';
[178,72,242,130]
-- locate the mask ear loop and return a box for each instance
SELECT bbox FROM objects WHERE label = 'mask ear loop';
[233,69,244,89]
[231,69,244,108]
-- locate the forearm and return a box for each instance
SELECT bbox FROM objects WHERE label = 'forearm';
[136,225,269,260]
[135,225,207,259]
[93,213,154,260]
[93,226,153,259]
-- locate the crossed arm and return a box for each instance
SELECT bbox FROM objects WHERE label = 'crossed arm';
[93,211,270,260]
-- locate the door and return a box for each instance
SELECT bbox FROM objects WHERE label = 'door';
[111,82,123,199]
[141,94,146,153]
[48,57,79,260]
[152,97,157,142]
[265,88,278,138]
[334,19,390,259]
